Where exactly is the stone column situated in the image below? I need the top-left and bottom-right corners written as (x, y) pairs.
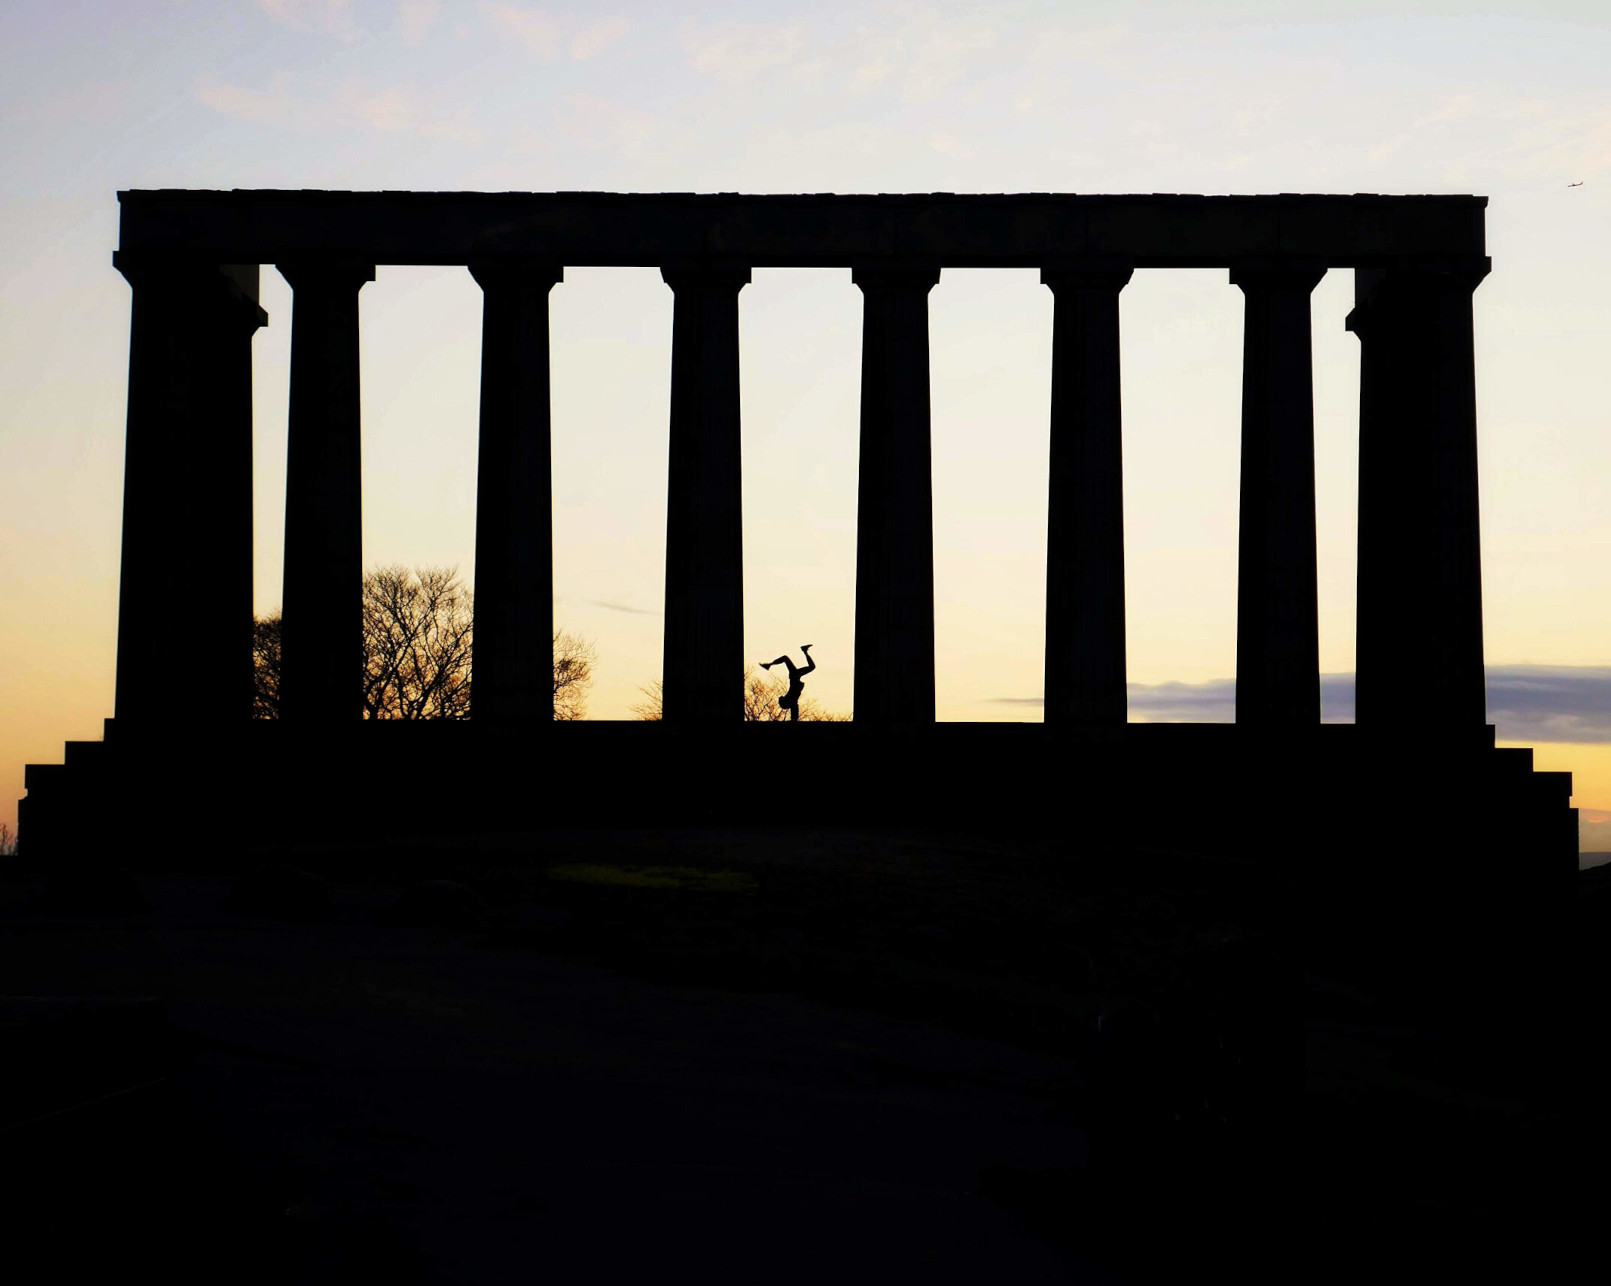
top-left (853, 264), bottom-right (940, 724)
top-left (1232, 260), bottom-right (1326, 726)
top-left (1042, 264), bottom-right (1133, 725)
top-left (1347, 257), bottom-right (1490, 731)
top-left (276, 260), bottom-right (374, 725)
top-left (660, 264), bottom-right (750, 723)
top-left (112, 254), bottom-right (266, 732)
top-left (469, 259), bottom-right (563, 726)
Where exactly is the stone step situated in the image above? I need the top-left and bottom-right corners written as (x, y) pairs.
top-left (18, 724), bottom-right (1580, 870)
top-left (63, 739), bottom-right (108, 767)
top-left (1530, 770), bottom-right (1573, 797)
top-left (1491, 746), bottom-right (1534, 773)
top-left (22, 760), bottom-right (64, 789)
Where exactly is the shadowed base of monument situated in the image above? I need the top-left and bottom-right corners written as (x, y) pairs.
top-left (2, 801), bottom-right (1591, 1282)
top-left (12, 721), bottom-right (1583, 1279)
top-left (21, 719), bottom-right (1573, 1017)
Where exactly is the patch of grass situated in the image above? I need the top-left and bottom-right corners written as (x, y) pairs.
top-left (543, 863), bottom-right (758, 894)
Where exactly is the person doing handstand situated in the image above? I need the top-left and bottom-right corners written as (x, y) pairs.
top-left (760, 645), bottom-right (815, 721)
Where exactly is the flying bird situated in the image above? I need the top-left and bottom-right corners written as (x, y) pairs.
top-left (1568, 180), bottom-right (1584, 187)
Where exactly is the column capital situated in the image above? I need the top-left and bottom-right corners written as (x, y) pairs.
top-left (275, 259), bottom-right (376, 293)
top-left (852, 262), bottom-right (940, 293)
top-left (1346, 256), bottom-right (1490, 334)
top-left (1229, 258), bottom-right (1327, 293)
top-left (468, 257), bottom-right (564, 292)
top-left (1040, 259), bottom-right (1134, 292)
top-left (112, 252), bottom-right (269, 330)
top-left (660, 261), bottom-right (751, 293)
top-left (113, 249), bottom-right (216, 287)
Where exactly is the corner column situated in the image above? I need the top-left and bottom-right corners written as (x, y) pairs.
top-left (1042, 264), bottom-right (1133, 725)
top-left (853, 264), bottom-right (940, 724)
top-left (470, 259), bottom-right (563, 725)
top-left (660, 264), bottom-right (750, 723)
top-left (276, 260), bottom-right (374, 725)
top-left (1347, 258), bottom-right (1490, 730)
top-left (112, 254), bottom-right (266, 732)
top-left (1232, 260), bottom-right (1326, 726)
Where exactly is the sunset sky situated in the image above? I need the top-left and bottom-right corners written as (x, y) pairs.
top-left (2, 0), bottom-right (1609, 850)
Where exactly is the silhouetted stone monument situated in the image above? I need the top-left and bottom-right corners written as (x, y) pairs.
top-left (77, 192), bottom-right (1501, 730)
top-left (18, 192), bottom-right (1576, 991)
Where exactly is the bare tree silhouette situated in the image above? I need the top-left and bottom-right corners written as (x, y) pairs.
top-left (252, 612), bottom-right (281, 719)
top-left (251, 565), bottom-right (595, 720)
top-left (361, 565), bottom-right (474, 719)
top-left (552, 628), bottom-right (596, 722)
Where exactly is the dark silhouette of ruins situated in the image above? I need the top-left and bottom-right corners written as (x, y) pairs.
top-left (19, 193), bottom-right (1573, 924)
top-left (10, 190), bottom-right (1593, 1281)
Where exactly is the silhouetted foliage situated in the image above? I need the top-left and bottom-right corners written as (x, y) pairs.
top-left (553, 629), bottom-right (596, 721)
top-left (250, 564), bottom-right (595, 720)
top-left (632, 665), bottom-right (848, 721)
top-left (629, 683), bottom-right (660, 720)
top-left (0, 821), bottom-right (16, 857)
top-left (362, 565), bottom-right (474, 719)
top-left (252, 613), bottom-right (281, 719)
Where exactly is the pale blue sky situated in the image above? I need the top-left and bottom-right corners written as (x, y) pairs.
top-left (3, 0), bottom-right (1610, 839)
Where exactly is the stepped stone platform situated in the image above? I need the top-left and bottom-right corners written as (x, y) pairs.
top-left (22, 717), bottom-right (1573, 867)
top-left (21, 719), bottom-right (1575, 1022)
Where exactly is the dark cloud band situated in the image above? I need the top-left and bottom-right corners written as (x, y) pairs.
top-left (987, 665), bottom-right (1611, 743)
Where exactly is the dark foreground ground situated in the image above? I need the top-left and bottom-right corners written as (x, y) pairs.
top-left (2, 827), bottom-right (1602, 1283)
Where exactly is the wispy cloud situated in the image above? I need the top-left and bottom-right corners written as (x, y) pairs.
top-left (260, 0), bottom-right (359, 42)
top-left (396, 0), bottom-right (441, 46)
top-left (987, 666), bottom-right (1611, 742)
top-left (1126, 677), bottom-right (1239, 722)
top-left (7, 77), bottom-right (133, 126)
top-left (585, 599), bottom-right (659, 616)
top-left (900, 15), bottom-right (994, 104)
top-left (927, 132), bottom-right (977, 159)
top-left (194, 76), bottom-right (481, 143)
top-left (1488, 666), bottom-right (1611, 743)
top-left (851, 56), bottom-right (897, 91)
top-left (362, 85), bottom-right (481, 141)
top-left (681, 20), bottom-right (808, 84)
top-left (556, 92), bottom-right (669, 160)
top-left (480, 3), bottom-right (562, 58)
top-left (353, 88), bottom-right (414, 132)
top-left (571, 16), bottom-right (630, 61)
top-left (985, 680), bottom-right (1246, 718)
top-left (194, 76), bottom-right (302, 125)
top-left (845, 6), bottom-right (995, 104)
top-left (1583, 809), bottom-right (1611, 856)
top-left (479, 6), bottom-right (629, 62)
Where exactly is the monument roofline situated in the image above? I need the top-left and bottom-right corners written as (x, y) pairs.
top-left (115, 189), bottom-right (1486, 268)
